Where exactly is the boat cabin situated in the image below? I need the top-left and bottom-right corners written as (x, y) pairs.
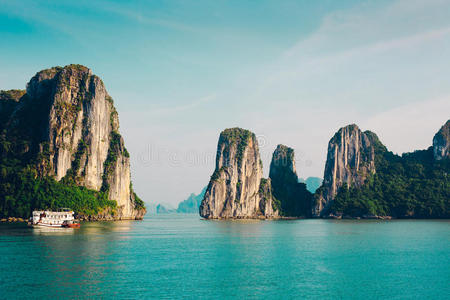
top-left (31, 209), bottom-right (75, 227)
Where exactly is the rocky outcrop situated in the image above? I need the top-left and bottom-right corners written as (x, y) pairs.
top-left (314, 124), bottom-right (383, 216)
top-left (269, 145), bottom-right (312, 217)
top-left (199, 128), bottom-right (279, 219)
top-left (433, 120), bottom-right (450, 160)
top-left (1, 65), bottom-right (145, 219)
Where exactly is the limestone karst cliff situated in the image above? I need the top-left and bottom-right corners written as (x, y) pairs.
top-left (200, 124), bottom-right (448, 220)
top-left (433, 120), bottom-right (450, 161)
top-left (322, 121), bottom-right (449, 218)
top-left (199, 128), bottom-right (279, 219)
top-left (269, 145), bottom-right (312, 217)
top-left (313, 124), bottom-right (384, 216)
top-left (0, 64), bottom-right (145, 219)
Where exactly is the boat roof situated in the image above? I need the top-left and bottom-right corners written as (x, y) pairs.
top-left (32, 210), bottom-right (74, 214)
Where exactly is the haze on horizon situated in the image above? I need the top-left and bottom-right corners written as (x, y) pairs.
top-left (1, 0), bottom-right (449, 206)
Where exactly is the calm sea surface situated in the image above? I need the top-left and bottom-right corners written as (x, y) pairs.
top-left (0, 215), bottom-right (449, 299)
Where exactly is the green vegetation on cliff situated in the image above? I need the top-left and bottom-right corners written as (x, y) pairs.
top-left (0, 98), bottom-right (118, 218)
top-left (0, 166), bottom-right (116, 218)
top-left (330, 148), bottom-right (449, 218)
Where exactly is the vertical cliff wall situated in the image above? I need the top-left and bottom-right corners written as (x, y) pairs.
top-left (269, 145), bottom-right (312, 217)
top-left (314, 124), bottom-right (383, 216)
top-left (2, 65), bottom-right (144, 219)
top-left (199, 128), bottom-right (279, 219)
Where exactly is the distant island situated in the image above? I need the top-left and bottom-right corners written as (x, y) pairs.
top-left (299, 177), bottom-right (322, 193)
top-left (156, 204), bottom-right (176, 214)
top-left (200, 122), bottom-right (449, 219)
top-left (176, 187), bottom-right (207, 213)
top-left (0, 65), bottom-right (145, 221)
top-left (151, 187), bottom-right (206, 214)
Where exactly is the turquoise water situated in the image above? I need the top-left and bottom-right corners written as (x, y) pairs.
top-left (0, 215), bottom-right (449, 299)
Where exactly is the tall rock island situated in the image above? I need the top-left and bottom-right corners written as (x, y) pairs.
top-left (314, 121), bottom-right (449, 218)
top-left (313, 124), bottom-right (384, 216)
top-left (0, 64), bottom-right (145, 219)
top-left (269, 145), bottom-right (312, 217)
top-left (433, 120), bottom-right (450, 160)
top-left (200, 128), bottom-right (279, 219)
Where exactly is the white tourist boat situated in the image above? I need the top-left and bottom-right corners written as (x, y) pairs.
top-left (30, 209), bottom-right (80, 228)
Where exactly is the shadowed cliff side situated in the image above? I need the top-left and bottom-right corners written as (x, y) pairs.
top-left (269, 145), bottom-right (312, 217)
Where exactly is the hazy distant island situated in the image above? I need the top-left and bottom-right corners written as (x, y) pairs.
top-left (150, 187), bottom-right (206, 214)
top-left (299, 177), bottom-right (322, 193)
top-left (200, 122), bottom-right (449, 219)
top-left (0, 65), bottom-right (145, 221)
top-left (176, 187), bottom-right (207, 213)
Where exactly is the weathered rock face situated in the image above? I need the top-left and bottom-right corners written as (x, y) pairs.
top-left (2, 65), bottom-right (145, 219)
top-left (269, 145), bottom-right (312, 217)
top-left (314, 124), bottom-right (382, 216)
top-left (433, 120), bottom-right (450, 160)
top-left (200, 128), bottom-right (279, 219)
top-left (258, 178), bottom-right (279, 217)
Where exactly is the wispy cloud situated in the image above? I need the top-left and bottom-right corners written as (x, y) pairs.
top-left (363, 96), bottom-right (450, 155)
top-left (231, 0), bottom-right (449, 113)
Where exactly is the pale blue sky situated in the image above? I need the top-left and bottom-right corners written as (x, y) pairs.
top-left (1, 0), bottom-right (449, 206)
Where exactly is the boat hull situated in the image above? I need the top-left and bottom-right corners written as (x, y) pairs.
top-left (63, 223), bottom-right (81, 228)
top-left (32, 223), bottom-right (65, 228)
